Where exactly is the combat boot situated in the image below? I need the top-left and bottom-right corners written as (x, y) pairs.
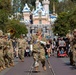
top-left (21, 59), bottom-right (24, 62)
top-left (0, 67), bottom-right (2, 72)
top-left (0, 67), bottom-right (3, 71)
top-left (3, 66), bottom-right (6, 69)
top-left (43, 66), bottom-right (46, 71)
top-left (11, 63), bottom-right (15, 67)
top-left (35, 66), bottom-right (38, 72)
top-left (7, 65), bottom-right (10, 68)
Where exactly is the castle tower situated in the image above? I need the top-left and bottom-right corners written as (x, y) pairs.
top-left (22, 3), bottom-right (30, 24)
top-left (35, 0), bottom-right (39, 9)
top-left (42, 0), bottom-right (50, 14)
top-left (53, 1), bottom-right (56, 15)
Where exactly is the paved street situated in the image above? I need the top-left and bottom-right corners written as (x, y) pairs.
top-left (0, 55), bottom-right (76, 75)
top-left (50, 56), bottom-right (76, 75)
top-left (0, 0), bottom-right (76, 75)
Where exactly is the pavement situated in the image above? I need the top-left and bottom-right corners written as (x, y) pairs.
top-left (50, 55), bottom-right (76, 75)
top-left (0, 55), bottom-right (76, 75)
top-left (0, 57), bottom-right (53, 75)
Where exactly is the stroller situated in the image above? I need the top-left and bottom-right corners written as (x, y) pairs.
top-left (57, 46), bottom-right (68, 57)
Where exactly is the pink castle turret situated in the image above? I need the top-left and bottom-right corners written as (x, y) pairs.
top-left (22, 3), bottom-right (30, 24)
top-left (42, 0), bottom-right (50, 15)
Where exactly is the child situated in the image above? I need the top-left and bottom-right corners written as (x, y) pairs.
top-left (60, 48), bottom-right (64, 54)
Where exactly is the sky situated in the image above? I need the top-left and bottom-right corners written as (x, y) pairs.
top-left (58, 0), bottom-right (63, 2)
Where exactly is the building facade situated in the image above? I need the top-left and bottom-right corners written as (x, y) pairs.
top-left (22, 0), bottom-right (57, 36)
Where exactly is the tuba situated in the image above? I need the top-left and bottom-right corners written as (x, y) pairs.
top-left (7, 28), bottom-right (16, 36)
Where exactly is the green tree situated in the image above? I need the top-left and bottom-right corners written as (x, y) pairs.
top-left (0, 0), bottom-right (11, 31)
top-left (0, 0), bottom-right (11, 13)
top-left (0, 10), bottom-right (8, 31)
top-left (53, 12), bottom-right (70, 36)
top-left (56, 0), bottom-right (76, 14)
top-left (5, 19), bottom-right (28, 38)
top-left (68, 7), bottom-right (76, 32)
top-left (53, 7), bottom-right (76, 36)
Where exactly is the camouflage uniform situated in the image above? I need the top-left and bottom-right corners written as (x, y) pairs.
top-left (18, 36), bottom-right (26, 62)
top-left (0, 37), bottom-right (6, 71)
top-left (3, 36), bottom-right (14, 67)
top-left (7, 39), bottom-right (14, 66)
top-left (70, 29), bottom-right (76, 65)
top-left (32, 31), bottom-right (46, 71)
top-left (0, 30), bottom-right (6, 71)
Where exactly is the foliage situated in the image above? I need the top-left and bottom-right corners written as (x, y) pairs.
top-left (53, 7), bottom-right (76, 36)
top-left (13, 0), bottom-right (34, 13)
top-left (5, 19), bottom-right (28, 38)
top-left (0, 0), bottom-right (11, 13)
top-left (68, 7), bottom-right (76, 31)
top-left (0, 0), bottom-right (11, 31)
top-left (0, 10), bottom-right (8, 24)
top-left (53, 12), bottom-right (70, 36)
top-left (56, 0), bottom-right (76, 14)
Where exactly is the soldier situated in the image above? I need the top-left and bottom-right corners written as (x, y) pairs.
top-left (18, 35), bottom-right (26, 62)
top-left (0, 32), bottom-right (6, 71)
top-left (32, 30), bottom-right (46, 71)
top-left (3, 35), bottom-right (14, 67)
top-left (70, 29), bottom-right (76, 65)
top-left (12, 38), bottom-right (18, 58)
top-left (7, 38), bottom-right (14, 67)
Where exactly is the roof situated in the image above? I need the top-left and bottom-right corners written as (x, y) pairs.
top-left (33, 2), bottom-right (46, 16)
top-left (50, 15), bottom-right (57, 19)
top-left (22, 3), bottom-right (30, 12)
top-left (50, 14), bottom-right (57, 22)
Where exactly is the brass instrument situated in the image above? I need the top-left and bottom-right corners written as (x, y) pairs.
top-left (7, 28), bottom-right (16, 36)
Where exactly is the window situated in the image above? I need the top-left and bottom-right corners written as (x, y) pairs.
top-left (39, 20), bottom-right (42, 24)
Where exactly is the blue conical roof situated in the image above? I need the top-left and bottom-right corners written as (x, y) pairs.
top-left (22, 3), bottom-right (30, 12)
top-left (33, 2), bottom-right (46, 16)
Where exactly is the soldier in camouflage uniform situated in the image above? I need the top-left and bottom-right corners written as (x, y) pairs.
top-left (18, 35), bottom-right (26, 62)
top-left (7, 38), bottom-right (14, 66)
top-left (3, 35), bottom-right (14, 67)
top-left (32, 30), bottom-right (46, 71)
top-left (0, 31), bottom-right (6, 71)
top-left (70, 29), bottom-right (76, 65)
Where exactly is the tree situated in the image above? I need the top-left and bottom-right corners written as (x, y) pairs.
top-left (56, 0), bottom-right (76, 14)
top-left (68, 7), bottom-right (76, 32)
top-left (53, 12), bottom-right (70, 36)
top-left (53, 7), bottom-right (76, 36)
top-left (0, 0), bottom-right (11, 32)
top-left (5, 19), bottom-right (28, 38)
top-left (0, 0), bottom-right (11, 13)
top-left (0, 10), bottom-right (8, 31)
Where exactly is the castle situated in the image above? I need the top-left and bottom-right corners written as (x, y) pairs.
top-left (22, 0), bottom-right (57, 36)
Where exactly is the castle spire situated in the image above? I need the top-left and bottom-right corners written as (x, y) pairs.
top-left (35, 0), bottom-right (39, 9)
top-left (42, 0), bottom-right (50, 14)
top-left (53, 1), bottom-right (55, 15)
